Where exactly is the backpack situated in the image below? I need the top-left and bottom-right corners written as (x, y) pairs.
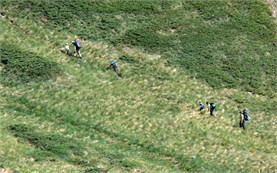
top-left (210, 103), bottom-right (216, 108)
top-left (111, 60), bottom-right (117, 67)
top-left (76, 40), bottom-right (82, 48)
top-left (244, 114), bottom-right (249, 121)
top-left (243, 110), bottom-right (249, 121)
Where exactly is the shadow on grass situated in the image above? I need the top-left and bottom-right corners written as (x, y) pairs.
top-left (7, 124), bottom-right (93, 167)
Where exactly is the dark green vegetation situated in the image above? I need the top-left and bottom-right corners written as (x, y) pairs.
top-left (0, 0), bottom-right (276, 172)
top-left (0, 42), bottom-right (61, 85)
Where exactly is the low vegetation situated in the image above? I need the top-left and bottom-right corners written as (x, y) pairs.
top-left (2, 0), bottom-right (275, 96)
top-left (0, 42), bottom-right (61, 86)
top-left (0, 0), bottom-right (276, 172)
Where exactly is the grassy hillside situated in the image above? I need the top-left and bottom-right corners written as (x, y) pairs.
top-left (2, 0), bottom-right (276, 96)
top-left (0, 0), bottom-right (276, 173)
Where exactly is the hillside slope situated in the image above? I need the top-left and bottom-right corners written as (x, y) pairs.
top-left (0, 1), bottom-right (276, 173)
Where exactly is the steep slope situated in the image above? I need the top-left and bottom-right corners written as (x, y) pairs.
top-left (0, 1), bottom-right (276, 173)
top-left (2, 0), bottom-right (276, 97)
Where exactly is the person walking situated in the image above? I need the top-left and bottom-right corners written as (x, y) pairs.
top-left (72, 37), bottom-right (82, 58)
top-left (239, 111), bottom-right (245, 130)
top-left (65, 43), bottom-right (70, 55)
top-left (199, 101), bottom-right (205, 111)
top-left (109, 59), bottom-right (122, 77)
top-left (206, 102), bottom-right (216, 116)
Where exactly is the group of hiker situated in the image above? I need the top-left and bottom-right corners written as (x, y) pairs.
top-left (64, 36), bottom-right (82, 58)
top-left (199, 101), bottom-right (216, 116)
top-left (199, 101), bottom-right (251, 130)
top-left (63, 36), bottom-right (122, 78)
top-left (63, 36), bottom-right (251, 130)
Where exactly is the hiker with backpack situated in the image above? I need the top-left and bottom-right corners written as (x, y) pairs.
top-left (239, 111), bottom-right (245, 130)
top-left (206, 102), bottom-right (216, 116)
top-left (109, 59), bottom-right (122, 77)
top-left (243, 108), bottom-right (250, 121)
top-left (72, 37), bottom-right (82, 58)
top-left (239, 108), bottom-right (250, 130)
top-left (242, 108), bottom-right (250, 119)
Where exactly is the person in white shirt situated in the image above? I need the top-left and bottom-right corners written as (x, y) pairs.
top-left (239, 111), bottom-right (245, 130)
top-left (65, 43), bottom-right (70, 55)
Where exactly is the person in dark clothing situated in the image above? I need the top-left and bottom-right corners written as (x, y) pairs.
top-left (109, 60), bottom-right (122, 77)
top-left (72, 39), bottom-right (82, 58)
top-left (206, 102), bottom-right (216, 116)
top-left (239, 111), bottom-right (245, 130)
top-left (242, 108), bottom-right (249, 120)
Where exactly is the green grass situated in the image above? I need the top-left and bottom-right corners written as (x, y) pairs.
top-left (0, 0), bottom-right (277, 172)
top-left (0, 42), bottom-right (61, 86)
top-left (2, 0), bottom-right (275, 96)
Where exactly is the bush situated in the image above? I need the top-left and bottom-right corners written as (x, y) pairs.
top-left (123, 28), bottom-right (173, 52)
top-left (0, 42), bottom-right (61, 85)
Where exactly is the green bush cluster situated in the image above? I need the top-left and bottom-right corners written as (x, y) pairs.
top-left (0, 42), bottom-right (61, 85)
top-left (123, 28), bottom-right (173, 52)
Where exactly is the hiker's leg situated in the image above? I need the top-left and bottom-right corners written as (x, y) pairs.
top-left (242, 121), bottom-right (245, 130)
top-left (76, 47), bottom-right (79, 57)
top-left (114, 67), bottom-right (119, 75)
top-left (212, 107), bottom-right (215, 115)
top-left (74, 47), bottom-right (77, 57)
top-left (77, 47), bottom-right (82, 57)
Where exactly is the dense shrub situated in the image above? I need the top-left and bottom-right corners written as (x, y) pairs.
top-left (0, 42), bottom-right (61, 85)
top-left (123, 28), bottom-right (173, 52)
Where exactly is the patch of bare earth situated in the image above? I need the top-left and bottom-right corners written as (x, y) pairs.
top-left (0, 168), bottom-right (13, 173)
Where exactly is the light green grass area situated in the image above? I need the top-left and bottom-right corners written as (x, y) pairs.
top-left (0, 1), bottom-right (276, 172)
